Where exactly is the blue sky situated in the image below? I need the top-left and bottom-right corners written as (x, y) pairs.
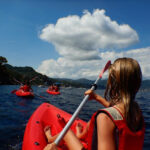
top-left (0, 0), bottom-right (150, 79)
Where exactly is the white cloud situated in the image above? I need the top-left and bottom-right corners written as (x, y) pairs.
top-left (125, 47), bottom-right (150, 79)
top-left (39, 9), bottom-right (139, 61)
top-left (37, 9), bottom-right (150, 80)
top-left (37, 47), bottom-right (150, 80)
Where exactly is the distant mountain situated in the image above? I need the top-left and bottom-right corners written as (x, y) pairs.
top-left (52, 78), bottom-right (93, 88)
top-left (0, 62), bottom-right (149, 90)
top-left (73, 78), bottom-right (107, 89)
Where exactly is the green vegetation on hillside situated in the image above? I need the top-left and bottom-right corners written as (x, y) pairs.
top-left (0, 56), bottom-right (55, 85)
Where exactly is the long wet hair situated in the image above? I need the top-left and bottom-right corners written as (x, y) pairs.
top-left (105, 57), bottom-right (143, 131)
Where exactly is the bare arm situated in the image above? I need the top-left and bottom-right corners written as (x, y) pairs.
top-left (97, 113), bottom-right (116, 150)
top-left (85, 90), bottom-right (110, 107)
top-left (95, 94), bottom-right (110, 107)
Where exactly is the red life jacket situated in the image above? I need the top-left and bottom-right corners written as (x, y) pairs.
top-left (22, 85), bottom-right (30, 92)
top-left (87, 107), bottom-right (145, 150)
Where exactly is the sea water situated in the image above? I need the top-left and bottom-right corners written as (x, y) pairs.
top-left (0, 85), bottom-right (149, 150)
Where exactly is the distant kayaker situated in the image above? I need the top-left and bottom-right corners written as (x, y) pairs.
top-left (44, 58), bottom-right (145, 150)
top-left (49, 84), bottom-right (59, 92)
top-left (53, 85), bottom-right (59, 92)
top-left (20, 81), bottom-right (33, 92)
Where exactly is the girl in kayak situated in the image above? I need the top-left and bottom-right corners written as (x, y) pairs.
top-left (44, 58), bottom-right (145, 150)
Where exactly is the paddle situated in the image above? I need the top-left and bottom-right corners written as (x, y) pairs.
top-left (34, 93), bottom-right (51, 101)
top-left (11, 77), bottom-right (36, 94)
top-left (11, 78), bottom-right (23, 93)
top-left (54, 60), bottom-right (111, 145)
top-left (29, 76), bottom-right (38, 83)
top-left (11, 89), bottom-right (17, 94)
top-left (13, 78), bottom-right (23, 85)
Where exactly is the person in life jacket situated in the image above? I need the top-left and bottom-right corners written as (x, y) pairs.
top-left (49, 84), bottom-right (59, 92)
top-left (44, 57), bottom-right (145, 150)
top-left (20, 81), bottom-right (33, 92)
top-left (49, 85), bottom-right (54, 91)
top-left (53, 85), bottom-right (59, 92)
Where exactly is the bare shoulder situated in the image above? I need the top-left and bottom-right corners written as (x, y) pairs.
top-left (97, 113), bottom-right (115, 131)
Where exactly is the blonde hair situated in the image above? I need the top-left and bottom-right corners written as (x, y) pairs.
top-left (105, 57), bottom-right (143, 131)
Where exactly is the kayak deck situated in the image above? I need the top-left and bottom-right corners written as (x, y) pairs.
top-left (22, 103), bottom-right (87, 150)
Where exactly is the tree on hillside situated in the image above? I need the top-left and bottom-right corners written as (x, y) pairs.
top-left (0, 56), bottom-right (8, 65)
top-left (0, 56), bottom-right (11, 84)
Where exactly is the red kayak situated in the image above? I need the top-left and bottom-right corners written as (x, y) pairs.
top-left (15, 89), bottom-right (34, 97)
top-left (22, 103), bottom-right (88, 150)
top-left (46, 89), bottom-right (60, 95)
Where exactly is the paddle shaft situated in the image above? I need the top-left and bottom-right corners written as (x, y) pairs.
top-left (13, 78), bottom-right (23, 85)
top-left (34, 93), bottom-right (50, 101)
top-left (54, 75), bottom-right (100, 145)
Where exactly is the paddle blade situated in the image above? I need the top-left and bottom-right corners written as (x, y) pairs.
top-left (11, 89), bottom-right (17, 94)
top-left (99, 60), bottom-right (111, 78)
